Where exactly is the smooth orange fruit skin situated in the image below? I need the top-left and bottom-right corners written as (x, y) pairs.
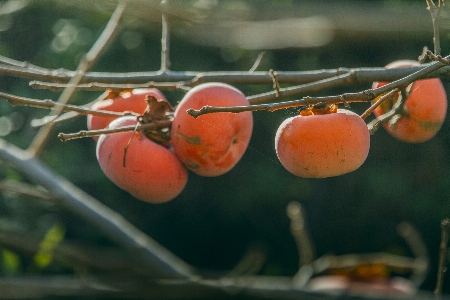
top-left (88, 88), bottom-right (167, 134)
top-left (275, 109), bottom-right (370, 178)
top-left (96, 116), bottom-right (188, 204)
top-left (171, 83), bottom-right (253, 177)
top-left (373, 60), bottom-right (447, 143)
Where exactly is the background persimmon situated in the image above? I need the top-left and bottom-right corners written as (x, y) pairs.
top-left (96, 116), bottom-right (188, 203)
top-left (88, 88), bottom-right (167, 135)
top-left (372, 60), bottom-right (447, 143)
top-left (171, 82), bottom-right (253, 177)
top-left (275, 109), bottom-right (370, 178)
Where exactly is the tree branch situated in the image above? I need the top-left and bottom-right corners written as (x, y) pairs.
top-left (0, 91), bottom-right (139, 119)
top-left (0, 138), bottom-right (197, 280)
top-left (27, 0), bottom-right (128, 157)
top-left (187, 52), bottom-right (450, 118)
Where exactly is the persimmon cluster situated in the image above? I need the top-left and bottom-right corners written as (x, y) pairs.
top-left (89, 59), bottom-right (448, 202)
top-left (90, 83), bottom-right (253, 204)
top-left (276, 59), bottom-right (447, 178)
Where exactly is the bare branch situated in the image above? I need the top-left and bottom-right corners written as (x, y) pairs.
top-left (426, 0), bottom-right (444, 55)
top-left (187, 53), bottom-right (450, 118)
top-left (0, 180), bottom-right (55, 202)
top-left (58, 120), bottom-right (171, 142)
top-left (396, 222), bottom-right (429, 286)
top-left (434, 218), bottom-right (450, 296)
top-left (160, 0), bottom-right (171, 72)
top-left (286, 202), bottom-right (315, 267)
top-left (0, 138), bottom-right (197, 280)
top-left (29, 80), bottom-right (190, 92)
top-left (360, 89), bottom-right (399, 120)
top-left (0, 91), bottom-right (139, 119)
top-left (4, 54), bottom-right (450, 85)
top-left (249, 52), bottom-right (266, 73)
top-left (27, 1), bottom-right (128, 157)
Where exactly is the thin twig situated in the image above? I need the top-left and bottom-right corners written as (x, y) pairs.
top-left (286, 201), bottom-right (315, 267)
top-left (29, 80), bottom-right (190, 92)
top-left (249, 52), bottom-right (266, 73)
top-left (434, 218), bottom-right (450, 296)
top-left (27, 1), bottom-right (128, 157)
top-left (58, 120), bottom-right (171, 142)
top-left (360, 88), bottom-right (399, 120)
top-left (426, 0), bottom-right (444, 56)
top-left (0, 180), bottom-right (55, 202)
top-left (0, 91), bottom-right (138, 119)
top-left (269, 69), bottom-right (280, 97)
top-left (396, 222), bottom-right (429, 286)
top-left (160, 0), bottom-right (171, 72)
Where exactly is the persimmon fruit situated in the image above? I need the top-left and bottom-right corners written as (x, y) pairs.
top-left (88, 88), bottom-right (167, 136)
top-left (372, 60), bottom-right (447, 143)
top-left (275, 108), bottom-right (370, 178)
top-left (96, 116), bottom-right (188, 204)
top-left (171, 82), bottom-right (253, 177)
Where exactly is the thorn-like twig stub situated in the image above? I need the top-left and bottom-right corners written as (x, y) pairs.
top-left (186, 107), bottom-right (201, 118)
top-left (418, 46), bottom-right (429, 63)
top-left (363, 89), bottom-right (375, 100)
top-left (340, 95), bottom-right (350, 108)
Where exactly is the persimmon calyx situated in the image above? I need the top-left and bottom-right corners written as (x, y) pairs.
top-left (137, 96), bottom-right (174, 147)
top-left (300, 104), bottom-right (338, 116)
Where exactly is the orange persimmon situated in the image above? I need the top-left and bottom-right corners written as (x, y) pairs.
top-left (372, 60), bottom-right (447, 143)
top-left (88, 88), bottom-right (167, 138)
top-left (275, 109), bottom-right (370, 178)
top-left (171, 83), bottom-right (253, 177)
top-left (96, 116), bottom-right (188, 203)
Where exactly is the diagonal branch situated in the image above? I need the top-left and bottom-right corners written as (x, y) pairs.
top-left (0, 138), bottom-right (197, 280)
top-left (27, 1), bottom-right (128, 157)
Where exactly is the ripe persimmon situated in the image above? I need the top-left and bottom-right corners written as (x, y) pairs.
top-left (96, 116), bottom-right (188, 204)
top-left (275, 108), bottom-right (370, 178)
top-left (171, 83), bottom-right (253, 177)
top-left (372, 60), bottom-right (447, 143)
top-left (88, 88), bottom-right (167, 138)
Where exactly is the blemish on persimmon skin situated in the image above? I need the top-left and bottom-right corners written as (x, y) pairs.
top-left (175, 133), bottom-right (202, 145)
top-left (171, 82), bottom-right (253, 177)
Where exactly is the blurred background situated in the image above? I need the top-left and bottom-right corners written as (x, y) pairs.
top-left (0, 0), bottom-right (449, 295)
